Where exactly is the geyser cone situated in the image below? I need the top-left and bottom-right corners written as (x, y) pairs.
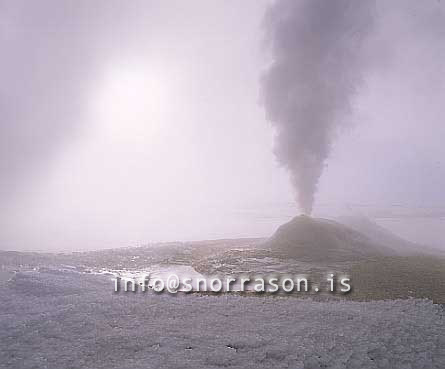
top-left (266, 215), bottom-right (395, 262)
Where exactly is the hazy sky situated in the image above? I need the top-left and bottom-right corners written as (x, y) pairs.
top-left (1, 0), bottom-right (444, 250)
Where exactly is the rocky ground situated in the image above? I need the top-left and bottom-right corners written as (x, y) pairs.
top-left (1, 225), bottom-right (444, 368)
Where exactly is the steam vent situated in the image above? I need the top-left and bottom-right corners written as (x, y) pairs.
top-left (265, 215), bottom-right (394, 262)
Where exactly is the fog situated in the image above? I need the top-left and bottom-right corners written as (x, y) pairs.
top-left (1, 0), bottom-right (444, 251)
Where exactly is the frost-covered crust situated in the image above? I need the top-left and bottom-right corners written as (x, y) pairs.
top-left (1, 270), bottom-right (444, 369)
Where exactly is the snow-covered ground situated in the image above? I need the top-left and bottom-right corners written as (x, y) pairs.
top-left (0, 269), bottom-right (444, 369)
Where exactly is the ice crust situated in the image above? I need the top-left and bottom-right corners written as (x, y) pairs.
top-left (0, 270), bottom-right (444, 369)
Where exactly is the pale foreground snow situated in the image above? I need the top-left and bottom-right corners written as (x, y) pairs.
top-left (0, 270), bottom-right (444, 369)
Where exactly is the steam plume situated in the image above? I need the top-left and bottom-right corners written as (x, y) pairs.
top-left (261, 0), bottom-right (375, 214)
